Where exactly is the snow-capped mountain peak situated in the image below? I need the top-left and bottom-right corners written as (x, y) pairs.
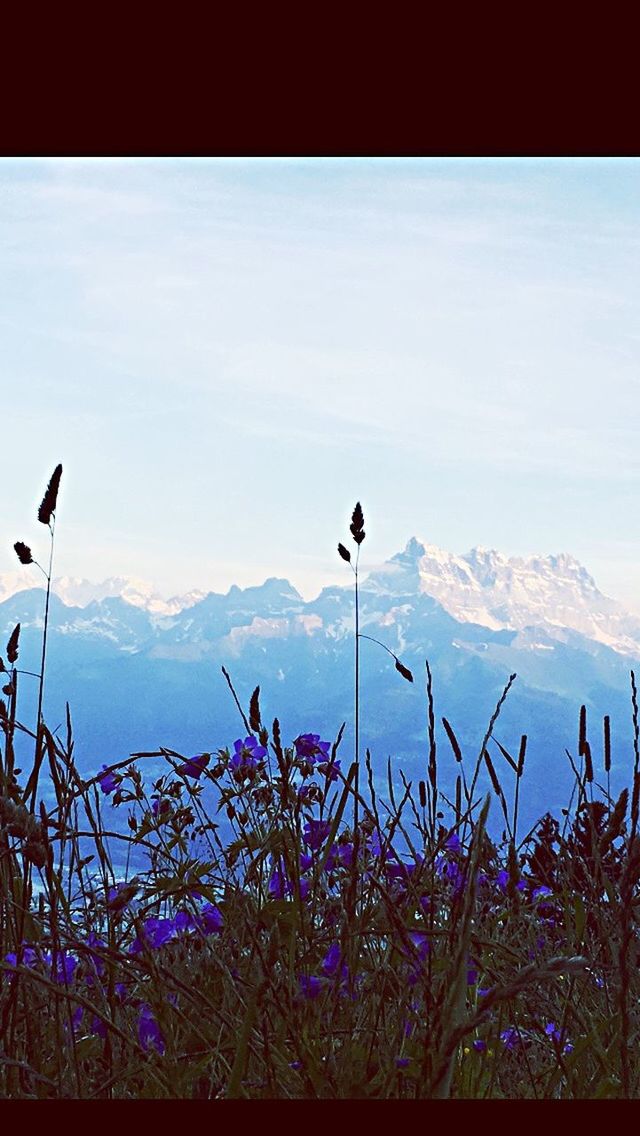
top-left (364, 539), bottom-right (640, 655)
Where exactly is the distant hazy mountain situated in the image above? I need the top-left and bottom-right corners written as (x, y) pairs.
top-left (0, 571), bottom-right (206, 615)
top-left (2, 543), bottom-right (639, 836)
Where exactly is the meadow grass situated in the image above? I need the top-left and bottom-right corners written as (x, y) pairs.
top-left (0, 479), bottom-right (638, 1098)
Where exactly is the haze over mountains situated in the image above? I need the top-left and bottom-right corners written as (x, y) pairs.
top-left (2, 539), bottom-right (639, 834)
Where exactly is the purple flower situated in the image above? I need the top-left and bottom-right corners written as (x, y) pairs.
top-left (4, 945), bottom-right (39, 971)
top-left (106, 880), bottom-right (138, 912)
top-left (321, 942), bottom-right (343, 977)
top-left (177, 753), bottom-right (210, 779)
top-left (532, 885), bottom-right (553, 901)
top-left (98, 764), bottom-right (120, 795)
top-left (545, 1022), bottom-right (561, 1043)
top-left (303, 819), bottom-right (332, 850)
top-left (91, 1014), bottom-right (108, 1040)
top-left (139, 917), bottom-right (176, 950)
top-left (299, 974), bottom-right (323, 1000)
top-left (294, 734), bottom-right (331, 761)
top-left (445, 832), bottom-right (461, 853)
top-left (395, 1057), bottom-right (410, 1069)
top-left (268, 864), bottom-right (289, 899)
top-left (407, 932), bottom-right (430, 962)
top-left (473, 1039), bottom-right (487, 1052)
top-left (197, 904), bottom-right (223, 934)
top-left (269, 863), bottom-right (310, 900)
top-left (230, 737), bottom-right (267, 779)
top-left (467, 968), bottom-right (478, 986)
top-left (496, 869), bottom-right (509, 892)
top-left (299, 852), bottom-right (314, 871)
top-left (52, 952), bottom-right (78, 984)
top-left (138, 1003), bottom-right (165, 1055)
top-left (437, 857), bottom-right (465, 892)
top-left (173, 910), bottom-right (194, 933)
top-left (386, 854), bottom-right (425, 881)
top-left (501, 1026), bottom-right (523, 1051)
top-left (317, 758), bottom-right (341, 782)
top-left (326, 842), bottom-right (355, 871)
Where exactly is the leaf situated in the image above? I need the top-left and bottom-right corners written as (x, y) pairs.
top-left (6, 624), bottom-right (20, 664)
top-left (394, 658), bottom-right (414, 683)
top-left (14, 541), bottom-right (33, 565)
top-left (38, 463), bottom-right (63, 525)
top-left (249, 686), bottom-right (261, 733)
top-left (337, 542), bottom-right (351, 563)
top-left (574, 892), bottom-right (586, 943)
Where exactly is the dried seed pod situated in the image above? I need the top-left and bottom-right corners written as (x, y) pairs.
top-left (6, 625), bottom-right (20, 665)
top-left (38, 464), bottom-right (63, 525)
top-left (14, 541), bottom-right (33, 565)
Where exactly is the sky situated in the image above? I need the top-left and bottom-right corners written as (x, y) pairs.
top-left (1, 157), bottom-right (640, 611)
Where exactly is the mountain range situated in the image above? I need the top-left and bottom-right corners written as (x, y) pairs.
top-left (2, 539), bottom-right (639, 837)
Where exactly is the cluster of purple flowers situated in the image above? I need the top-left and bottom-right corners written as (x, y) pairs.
top-left (298, 941), bottom-right (353, 1001)
top-left (129, 904), bottom-right (223, 954)
top-left (4, 944), bottom-right (79, 984)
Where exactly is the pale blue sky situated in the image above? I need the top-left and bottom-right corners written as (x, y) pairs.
top-left (2, 157), bottom-right (639, 610)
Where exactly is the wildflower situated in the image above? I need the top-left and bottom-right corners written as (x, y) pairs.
top-left (386, 856), bottom-right (424, 882)
top-left (532, 885), bottom-right (553, 901)
top-left (437, 857), bottom-right (465, 892)
top-left (299, 974), bottom-right (323, 1000)
top-left (106, 880), bottom-right (139, 913)
top-left (496, 869), bottom-right (509, 892)
top-left (4, 945), bottom-right (39, 971)
top-left (299, 852), bottom-right (314, 871)
top-left (294, 734), bottom-right (331, 761)
top-left (268, 864), bottom-right (290, 899)
top-left (545, 1021), bottom-right (561, 1043)
top-left (196, 904), bottom-right (223, 934)
top-left (269, 862), bottom-right (310, 900)
top-left (303, 819), bottom-right (332, 850)
top-left (317, 758), bottom-right (341, 782)
top-left (230, 736), bottom-right (267, 775)
top-left (52, 952), bottom-right (78, 984)
top-left (143, 917), bottom-right (177, 950)
top-left (152, 798), bottom-right (171, 820)
top-left (501, 1026), bottom-right (523, 1051)
top-left (326, 842), bottom-right (354, 871)
top-left (98, 764), bottom-right (120, 795)
top-left (445, 832), bottom-right (461, 853)
top-left (407, 932), bottom-right (430, 962)
top-left (467, 968), bottom-right (478, 986)
top-left (321, 942), bottom-right (343, 977)
top-left (473, 1040), bottom-right (487, 1052)
top-left (177, 753), bottom-right (210, 779)
top-left (138, 1003), bottom-right (165, 1055)
top-left (395, 1057), bottom-right (410, 1069)
top-left (91, 1014), bottom-right (108, 1040)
